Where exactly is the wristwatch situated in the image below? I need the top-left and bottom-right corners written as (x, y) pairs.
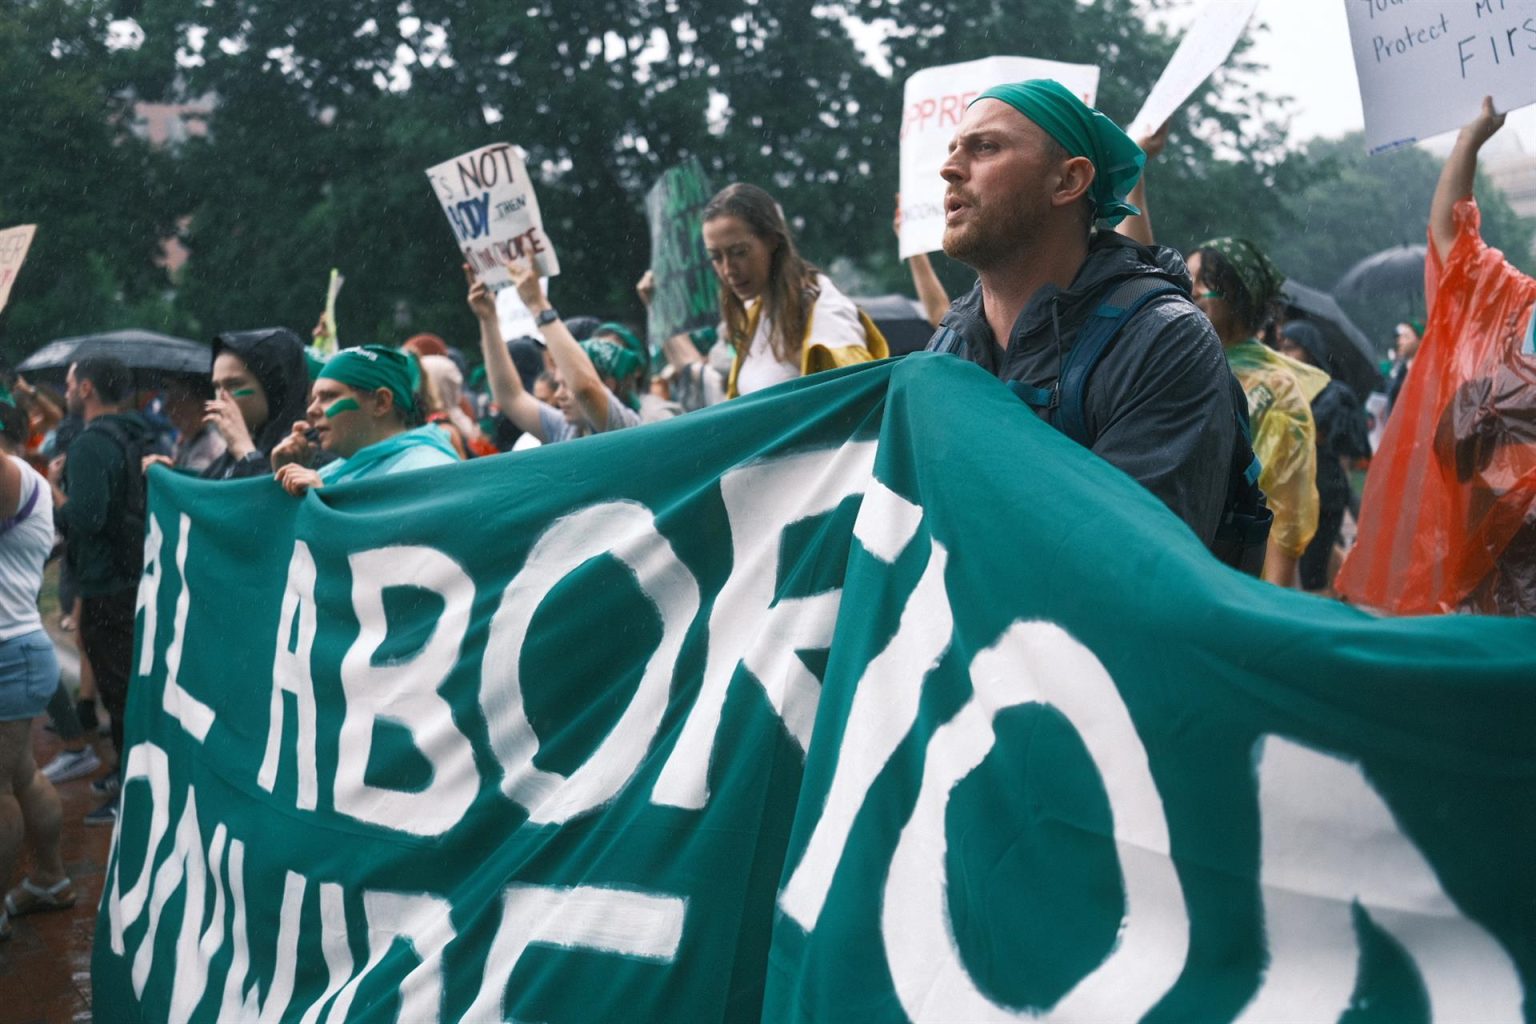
top-left (534, 307), bottom-right (560, 327)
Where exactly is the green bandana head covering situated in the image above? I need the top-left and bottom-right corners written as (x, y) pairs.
top-left (972, 79), bottom-right (1145, 227)
top-left (0, 385), bottom-right (14, 409)
top-left (318, 345), bottom-right (419, 416)
top-left (595, 322), bottom-right (646, 363)
top-left (1193, 236), bottom-right (1286, 314)
top-left (579, 338), bottom-right (644, 410)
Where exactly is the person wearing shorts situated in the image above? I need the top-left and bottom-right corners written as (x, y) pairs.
top-left (0, 395), bottom-right (73, 940)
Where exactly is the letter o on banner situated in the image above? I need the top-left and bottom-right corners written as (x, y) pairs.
top-left (484, 500), bottom-right (700, 824)
top-left (881, 621), bottom-right (1189, 1022)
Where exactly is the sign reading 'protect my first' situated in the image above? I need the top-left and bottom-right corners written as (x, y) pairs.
top-left (1346, 0), bottom-right (1536, 154)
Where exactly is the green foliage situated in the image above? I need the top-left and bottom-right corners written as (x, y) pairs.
top-left (25, 0), bottom-right (1522, 373)
top-left (1266, 133), bottom-right (1536, 346)
top-left (0, 0), bottom-right (183, 365)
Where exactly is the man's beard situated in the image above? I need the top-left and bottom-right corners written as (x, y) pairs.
top-left (942, 189), bottom-right (1042, 270)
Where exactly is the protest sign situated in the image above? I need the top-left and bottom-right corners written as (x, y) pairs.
top-left (1128, 0), bottom-right (1261, 139)
top-left (645, 158), bottom-right (717, 352)
top-left (426, 142), bottom-right (559, 286)
top-left (98, 356), bottom-right (1534, 1022)
top-left (1346, 0), bottom-right (1536, 154)
top-left (0, 224), bottom-right (38, 315)
top-left (899, 57), bottom-right (1099, 259)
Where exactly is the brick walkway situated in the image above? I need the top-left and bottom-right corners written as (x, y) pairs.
top-left (0, 628), bottom-right (115, 1024)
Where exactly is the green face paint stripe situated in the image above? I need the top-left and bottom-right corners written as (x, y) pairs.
top-left (325, 397), bottom-right (361, 417)
top-left (231, 388), bottom-right (258, 397)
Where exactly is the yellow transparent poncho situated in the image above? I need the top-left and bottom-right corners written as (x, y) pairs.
top-left (1225, 339), bottom-right (1330, 559)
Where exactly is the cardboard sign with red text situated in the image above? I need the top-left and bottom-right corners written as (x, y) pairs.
top-left (0, 224), bottom-right (37, 315)
top-left (898, 57), bottom-right (1098, 259)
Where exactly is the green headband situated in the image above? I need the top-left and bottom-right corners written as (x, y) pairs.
top-left (594, 322), bottom-right (649, 376)
top-left (1194, 236), bottom-right (1286, 313)
top-left (580, 339), bottom-right (644, 410)
top-left (318, 345), bottom-right (419, 415)
top-left (973, 79), bottom-right (1144, 227)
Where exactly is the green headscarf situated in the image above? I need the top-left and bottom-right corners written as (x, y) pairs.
top-left (1193, 236), bottom-right (1286, 314)
top-left (579, 338), bottom-right (644, 410)
top-left (318, 345), bottom-right (420, 415)
top-left (972, 79), bottom-right (1145, 227)
top-left (595, 322), bottom-right (647, 370)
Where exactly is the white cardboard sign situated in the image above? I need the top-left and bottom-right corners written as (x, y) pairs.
top-left (1345, 0), bottom-right (1536, 154)
top-left (898, 57), bottom-right (1099, 259)
top-left (427, 143), bottom-right (560, 287)
top-left (1128, 0), bottom-right (1261, 139)
top-left (0, 224), bottom-right (37, 315)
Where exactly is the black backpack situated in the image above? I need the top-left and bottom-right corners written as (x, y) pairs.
top-left (931, 277), bottom-right (1273, 576)
top-left (83, 416), bottom-right (154, 581)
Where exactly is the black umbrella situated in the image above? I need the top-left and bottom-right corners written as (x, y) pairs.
top-left (1279, 281), bottom-right (1384, 397)
top-left (1334, 244), bottom-right (1427, 308)
top-left (852, 294), bottom-right (934, 356)
top-left (16, 329), bottom-right (211, 388)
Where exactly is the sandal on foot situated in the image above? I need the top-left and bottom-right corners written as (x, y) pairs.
top-left (4, 877), bottom-right (76, 917)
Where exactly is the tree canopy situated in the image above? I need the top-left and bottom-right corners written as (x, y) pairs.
top-left (1, 0), bottom-right (1530, 366)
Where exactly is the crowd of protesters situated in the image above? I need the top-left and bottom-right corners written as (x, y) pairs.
top-left (0, 81), bottom-right (1531, 948)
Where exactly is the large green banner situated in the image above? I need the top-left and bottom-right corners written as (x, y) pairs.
top-left (96, 355), bottom-right (1535, 1023)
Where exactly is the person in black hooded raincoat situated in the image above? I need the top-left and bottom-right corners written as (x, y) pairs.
top-left (200, 328), bottom-right (312, 480)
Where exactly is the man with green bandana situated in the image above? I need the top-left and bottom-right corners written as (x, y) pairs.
top-left (270, 345), bottom-right (458, 496)
top-left (925, 78), bottom-right (1241, 553)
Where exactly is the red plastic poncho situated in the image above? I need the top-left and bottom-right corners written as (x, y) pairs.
top-left (1336, 199), bottom-right (1536, 615)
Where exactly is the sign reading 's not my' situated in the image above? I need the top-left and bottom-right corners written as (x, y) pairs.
top-left (427, 142), bottom-right (560, 287)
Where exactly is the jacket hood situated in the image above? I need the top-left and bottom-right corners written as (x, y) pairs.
top-left (211, 327), bottom-right (311, 456)
top-left (1018, 232), bottom-right (1192, 340)
top-left (944, 231), bottom-right (1194, 352)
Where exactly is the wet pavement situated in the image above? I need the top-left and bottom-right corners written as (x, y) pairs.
top-left (0, 650), bottom-right (114, 1022)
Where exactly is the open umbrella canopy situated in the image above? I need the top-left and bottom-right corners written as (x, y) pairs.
top-left (1280, 281), bottom-right (1384, 398)
top-left (852, 294), bottom-right (934, 356)
top-left (16, 329), bottom-right (211, 388)
top-left (1334, 244), bottom-right (1427, 307)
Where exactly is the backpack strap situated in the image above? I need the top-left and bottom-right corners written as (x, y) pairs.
top-left (0, 472), bottom-right (41, 538)
top-left (925, 324), bottom-right (967, 356)
top-left (1052, 278), bottom-right (1185, 446)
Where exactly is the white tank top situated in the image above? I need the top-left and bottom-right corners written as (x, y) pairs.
top-left (0, 455), bottom-right (55, 641)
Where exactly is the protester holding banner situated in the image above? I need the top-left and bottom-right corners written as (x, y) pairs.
top-left (701, 183), bottom-right (888, 397)
top-left (270, 345), bottom-right (459, 495)
top-left (1338, 98), bottom-right (1536, 616)
top-left (925, 80), bottom-right (1246, 560)
top-left (0, 394), bottom-right (73, 940)
top-left (467, 262), bottom-right (649, 443)
top-left (1187, 238), bottom-right (1326, 586)
top-left (199, 328), bottom-right (312, 480)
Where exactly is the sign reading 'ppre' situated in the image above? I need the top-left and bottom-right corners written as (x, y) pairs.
top-left (0, 224), bottom-right (38, 315)
top-left (645, 159), bottom-right (717, 351)
top-left (1346, 0), bottom-right (1536, 154)
top-left (898, 57), bottom-right (1099, 259)
top-left (427, 142), bottom-right (560, 287)
top-left (95, 356), bottom-right (1535, 1023)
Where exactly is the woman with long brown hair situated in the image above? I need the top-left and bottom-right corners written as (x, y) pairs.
top-left (701, 183), bottom-right (887, 397)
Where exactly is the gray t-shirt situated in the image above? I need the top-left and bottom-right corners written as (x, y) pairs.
top-left (535, 391), bottom-right (642, 444)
